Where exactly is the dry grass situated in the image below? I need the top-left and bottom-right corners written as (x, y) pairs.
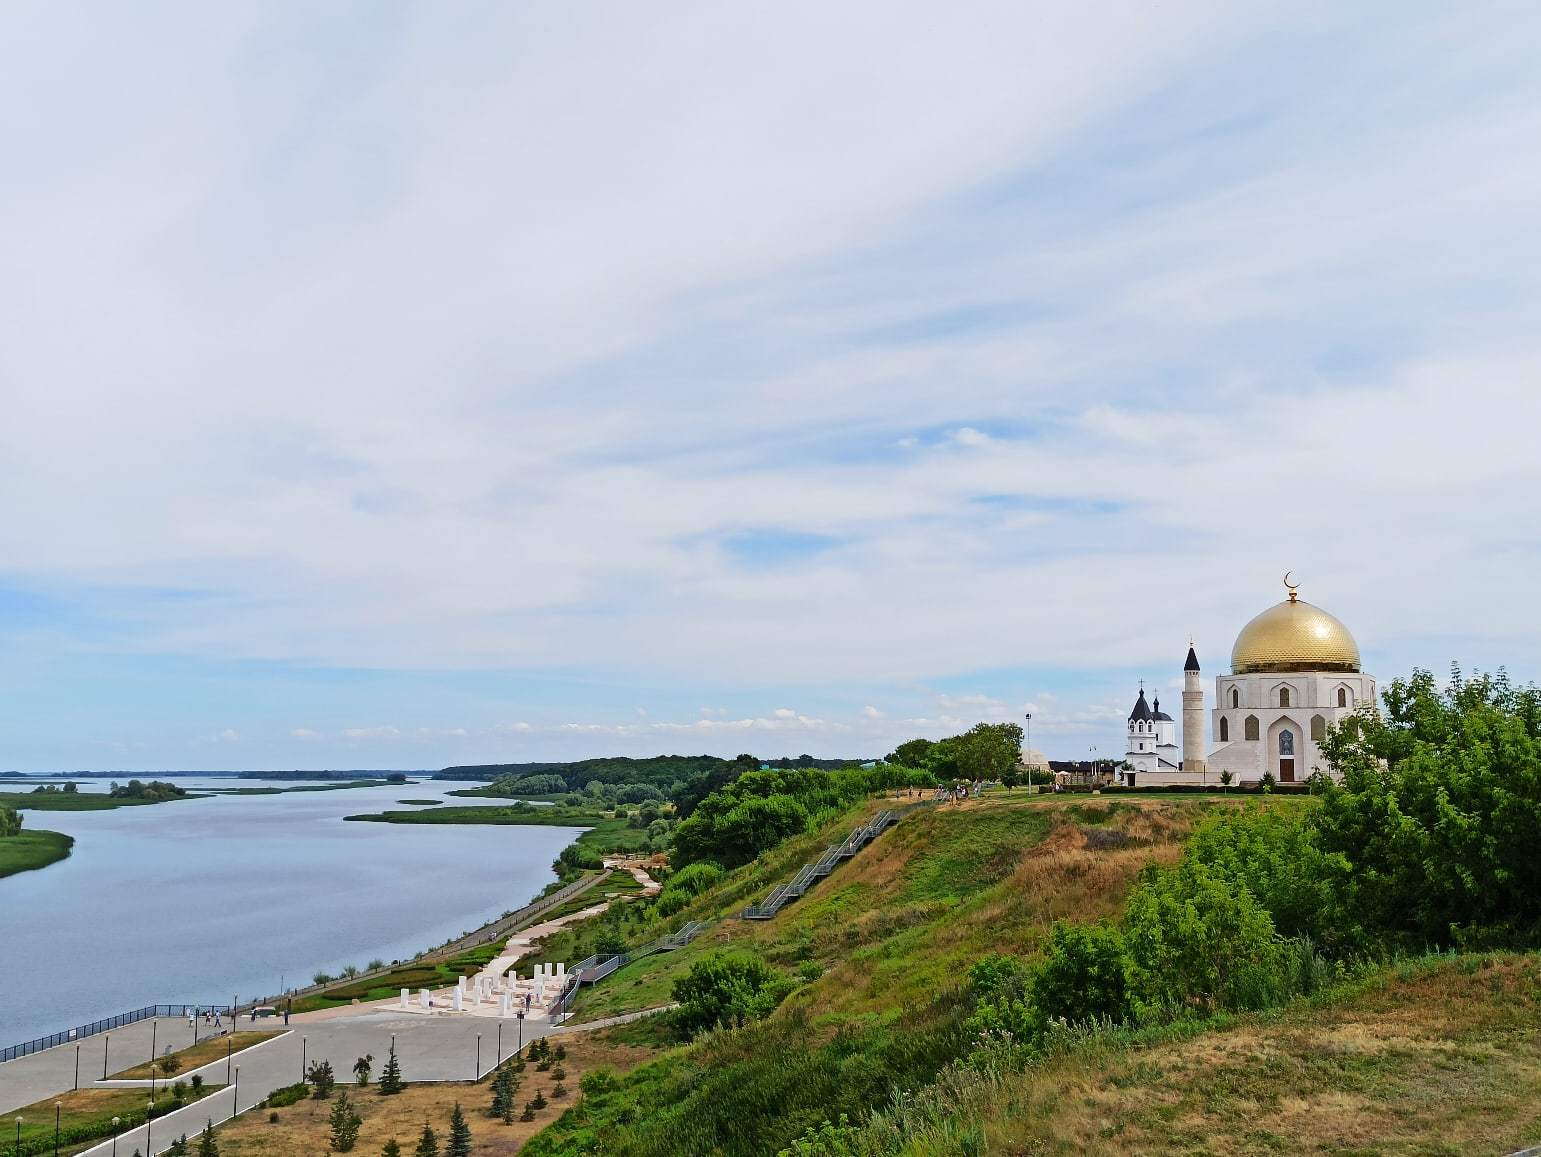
top-left (985, 954), bottom-right (1541, 1155)
top-left (212, 1026), bottom-right (654, 1155)
top-left (111, 1030), bottom-right (282, 1079)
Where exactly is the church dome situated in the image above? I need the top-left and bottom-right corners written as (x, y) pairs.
top-left (1231, 588), bottom-right (1360, 675)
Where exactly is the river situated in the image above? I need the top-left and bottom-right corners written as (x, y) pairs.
top-left (0, 778), bottom-right (579, 1046)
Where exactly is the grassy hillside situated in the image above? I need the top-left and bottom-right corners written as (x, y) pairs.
top-left (522, 792), bottom-right (1541, 1155)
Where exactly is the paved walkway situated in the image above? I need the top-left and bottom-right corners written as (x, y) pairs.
top-left (2, 1007), bottom-right (564, 1156)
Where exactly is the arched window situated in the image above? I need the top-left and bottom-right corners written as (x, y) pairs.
top-left (1230, 687), bottom-right (1240, 708)
top-left (1219, 717), bottom-right (1229, 742)
top-left (1244, 715), bottom-right (1260, 741)
top-left (1279, 729), bottom-right (1295, 756)
top-left (1337, 687), bottom-right (1349, 708)
top-left (1279, 686), bottom-right (1291, 708)
top-left (1311, 715), bottom-right (1327, 742)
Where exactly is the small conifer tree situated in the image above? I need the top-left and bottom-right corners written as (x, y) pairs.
top-left (446, 1103), bottom-right (472, 1157)
top-left (329, 1090), bottom-right (363, 1152)
top-left (414, 1123), bottom-right (439, 1157)
top-left (166, 1136), bottom-right (189, 1157)
top-left (382, 1141), bottom-right (402, 1157)
top-left (378, 1045), bottom-right (406, 1095)
top-left (197, 1122), bottom-right (219, 1157)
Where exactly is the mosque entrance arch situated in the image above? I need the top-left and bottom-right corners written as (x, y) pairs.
top-left (1268, 716), bottom-right (1301, 783)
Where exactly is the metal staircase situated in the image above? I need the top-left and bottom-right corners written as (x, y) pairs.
top-left (741, 809), bottom-right (898, 920)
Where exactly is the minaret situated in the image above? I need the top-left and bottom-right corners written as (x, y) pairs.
top-left (1183, 642), bottom-right (1206, 775)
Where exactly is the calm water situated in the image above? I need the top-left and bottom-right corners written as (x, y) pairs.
top-left (0, 779), bottom-right (578, 1045)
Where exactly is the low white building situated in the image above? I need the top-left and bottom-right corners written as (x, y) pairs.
top-left (1122, 686), bottom-right (1181, 777)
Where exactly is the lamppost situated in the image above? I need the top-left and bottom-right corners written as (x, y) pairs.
top-left (54, 1101), bottom-right (61, 1157)
top-left (496, 1022), bottom-right (503, 1067)
top-left (516, 1010), bottom-right (524, 1053)
top-left (149, 1020), bottom-right (158, 1095)
top-left (301, 1036), bottom-right (307, 1083)
top-left (111, 1116), bottom-right (121, 1156)
top-left (103, 1034), bottom-right (110, 1080)
top-left (475, 1034), bottom-right (481, 1081)
top-left (74, 1044), bottom-right (80, 1091)
top-left (226, 1032), bottom-right (233, 1082)
top-left (1088, 746), bottom-right (1098, 786)
top-left (146, 1098), bottom-right (154, 1154)
top-left (233, 1067), bottom-right (240, 1120)
top-left (15, 1116), bottom-right (21, 1156)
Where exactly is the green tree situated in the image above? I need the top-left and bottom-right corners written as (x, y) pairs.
top-left (490, 1064), bottom-right (519, 1123)
top-left (446, 1103), bottom-right (472, 1157)
top-left (329, 1090), bottom-right (363, 1151)
top-left (0, 804), bottom-right (20, 837)
top-left (999, 766), bottom-right (1022, 791)
top-left (1313, 667), bottom-right (1541, 948)
top-left (1219, 769), bottom-right (1234, 792)
top-left (413, 1123), bottom-right (439, 1157)
top-left (955, 722), bottom-right (1026, 782)
top-left (885, 738), bottom-right (935, 768)
top-left (353, 1054), bottom-right (373, 1086)
top-left (382, 1140), bottom-right (402, 1157)
top-left (671, 951), bottom-right (791, 1039)
top-left (197, 1122), bottom-right (219, 1157)
top-left (377, 1045), bottom-right (405, 1095)
top-left (166, 1136), bottom-right (189, 1157)
top-left (307, 1058), bottom-right (336, 1099)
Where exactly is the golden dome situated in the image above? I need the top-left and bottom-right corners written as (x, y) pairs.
top-left (1231, 591), bottom-right (1360, 675)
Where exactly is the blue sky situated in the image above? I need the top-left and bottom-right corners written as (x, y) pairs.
top-left (3, 2), bottom-right (1539, 770)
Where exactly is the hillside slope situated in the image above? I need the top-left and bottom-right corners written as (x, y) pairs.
top-left (524, 793), bottom-right (1541, 1156)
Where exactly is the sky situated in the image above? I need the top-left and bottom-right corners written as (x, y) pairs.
top-left (3, 2), bottom-right (1540, 771)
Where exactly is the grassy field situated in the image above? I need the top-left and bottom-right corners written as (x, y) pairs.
top-left (0, 790), bottom-right (195, 811)
top-left (8, 1083), bottom-right (225, 1156)
top-left (0, 828), bottom-right (74, 878)
top-left (210, 1024), bottom-right (654, 1155)
top-left (110, 1030), bottom-right (282, 1079)
top-left (894, 951), bottom-right (1541, 1155)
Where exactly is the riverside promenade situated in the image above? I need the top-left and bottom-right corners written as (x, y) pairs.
top-left (1, 1005), bottom-right (564, 1156)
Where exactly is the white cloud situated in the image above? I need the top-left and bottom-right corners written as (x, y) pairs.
top-left (3, 4), bottom-right (1540, 767)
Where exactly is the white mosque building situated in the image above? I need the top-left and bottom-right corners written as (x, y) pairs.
top-left (1120, 578), bottom-right (1376, 787)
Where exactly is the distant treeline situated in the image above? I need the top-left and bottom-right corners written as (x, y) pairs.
top-left (237, 770), bottom-right (418, 780)
top-left (437, 754), bottom-right (872, 789)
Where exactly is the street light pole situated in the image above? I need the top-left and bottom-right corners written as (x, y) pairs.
top-left (149, 1020), bottom-right (157, 1094)
top-left (301, 1036), bottom-right (307, 1083)
top-left (74, 1044), bottom-right (79, 1091)
top-left (54, 1101), bottom-right (61, 1157)
top-left (516, 1011), bottom-right (524, 1053)
top-left (233, 1067), bottom-right (240, 1119)
top-left (111, 1116), bottom-right (120, 1156)
top-left (103, 1034), bottom-right (110, 1080)
top-left (476, 1034), bottom-right (481, 1081)
top-left (497, 1022), bottom-right (503, 1067)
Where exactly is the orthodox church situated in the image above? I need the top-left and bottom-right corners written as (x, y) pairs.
top-left (1120, 578), bottom-right (1376, 787)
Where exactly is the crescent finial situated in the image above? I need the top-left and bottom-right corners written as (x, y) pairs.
top-left (1283, 570), bottom-right (1299, 601)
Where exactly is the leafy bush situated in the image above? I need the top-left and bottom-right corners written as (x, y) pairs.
top-left (1122, 859), bottom-right (1288, 1014)
top-left (671, 951), bottom-right (794, 1039)
top-left (1032, 921), bottom-right (1135, 1026)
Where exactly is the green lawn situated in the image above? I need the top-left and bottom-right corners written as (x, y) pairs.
top-left (9, 1083), bottom-right (226, 1156)
top-left (0, 790), bottom-right (195, 812)
top-left (0, 829), bottom-right (74, 878)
